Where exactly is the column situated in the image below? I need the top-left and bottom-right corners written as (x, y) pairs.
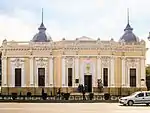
top-left (2, 57), bottom-right (7, 87)
top-left (49, 57), bottom-right (54, 87)
top-left (30, 57), bottom-right (34, 86)
top-left (136, 61), bottom-right (140, 87)
top-left (75, 57), bottom-right (79, 86)
top-left (121, 57), bottom-right (126, 87)
top-left (141, 58), bottom-right (145, 87)
top-left (97, 56), bottom-right (101, 80)
top-left (92, 63), bottom-right (96, 87)
top-left (21, 62), bottom-right (26, 87)
top-left (127, 67), bottom-right (130, 87)
top-left (80, 62), bottom-right (84, 85)
top-left (62, 57), bottom-right (66, 87)
top-left (110, 57), bottom-right (115, 87)
top-left (11, 62), bottom-right (15, 87)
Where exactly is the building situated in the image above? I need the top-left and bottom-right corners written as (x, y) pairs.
top-left (0, 11), bottom-right (147, 96)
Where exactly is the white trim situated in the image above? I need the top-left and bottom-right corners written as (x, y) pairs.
top-left (75, 57), bottom-right (79, 86)
top-left (110, 57), bottom-right (115, 87)
top-left (92, 62), bottom-right (96, 87)
top-left (62, 57), bottom-right (66, 87)
top-left (136, 63), bottom-right (140, 87)
top-left (10, 58), bottom-right (25, 87)
top-left (80, 62), bottom-right (84, 85)
top-left (2, 57), bottom-right (7, 87)
top-left (35, 58), bottom-right (48, 87)
top-left (49, 57), bottom-right (54, 87)
top-left (141, 58), bottom-right (146, 87)
top-left (127, 66), bottom-right (130, 87)
top-left (29, 57), bottom-right (34, 86)
top-left (121, 57), bottom-right (126, 87)
top-left (97, 57), bottom-right (101, 80)
top-left (72, 58), bottom-right (75, 87)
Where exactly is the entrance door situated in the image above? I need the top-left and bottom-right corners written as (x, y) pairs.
top-left (84, 75), bottom-right (92, 92)
top-left (15, 68), bottom-right (21, 87)
top-left (38, 68), bottom-right (45, 86)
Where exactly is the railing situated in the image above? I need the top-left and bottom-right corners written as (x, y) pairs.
top-left (0, 94), bottom-right (125, 101)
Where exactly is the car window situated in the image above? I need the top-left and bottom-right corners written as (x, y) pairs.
top-left (137, 93), bottom-right (144, 97)
top-left (146, 92), bottom-right (150, 96)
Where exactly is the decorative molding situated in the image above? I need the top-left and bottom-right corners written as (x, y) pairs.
top-left (101, 56), bottom-right (110, 67)
top-left (11, 58), bottom-right (25, 67)
top-left (126, 58), bottom-right (140, 68)
top-left (35, 58), bottom-right (48, 67)
top-left (10, 58), bottom-right (25, 87)
top-left (65, 57), bottom-right (73, 68)
top-left (35, 57), bottom-right (48, 87)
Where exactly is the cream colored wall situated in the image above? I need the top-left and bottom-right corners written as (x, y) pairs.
top-left (114, 57), bottom-right (122, 87)
top-left (2, 39), bottom-right (146, 88)
top-left (54, 57), bottom-right (61, 87)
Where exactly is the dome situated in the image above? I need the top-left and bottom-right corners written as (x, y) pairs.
top-left (119, 23), bottom-right (139, 43)
top-left (32, 23), bottom-right (51, 42)
top-left (32, 9), bottom-right (52, 42)
top-left (119, 9), bottom-right (139, 43)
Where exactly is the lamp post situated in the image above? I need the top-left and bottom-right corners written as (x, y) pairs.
top-left (148, 32), bottom-right (150, 41)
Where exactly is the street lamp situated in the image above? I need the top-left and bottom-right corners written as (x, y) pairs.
top-left (148, 32), bottom-right (150, 41)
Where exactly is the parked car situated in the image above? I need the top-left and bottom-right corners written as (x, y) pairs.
top-left (119, 91), bottom-right (150, 106)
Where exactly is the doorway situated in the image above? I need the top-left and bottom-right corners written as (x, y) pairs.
top-left (15, 68), bottom-right (21, 87)
top-left (84, 75), bottom-right (92, 92)
top-left (38, 68), bottom-right (45, 86)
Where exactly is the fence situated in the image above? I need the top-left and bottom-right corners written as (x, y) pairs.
top-left (0, 93), bottom-right (124, 101)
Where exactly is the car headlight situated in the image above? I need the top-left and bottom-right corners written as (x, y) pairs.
top-left (121, 99), bottom-right (127, 101)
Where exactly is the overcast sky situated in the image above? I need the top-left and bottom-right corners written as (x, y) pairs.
top-left (0, 0), bottom-right (150, 64)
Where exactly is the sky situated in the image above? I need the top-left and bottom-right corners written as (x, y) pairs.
top-left (0, 0), bottom-right (150, 64)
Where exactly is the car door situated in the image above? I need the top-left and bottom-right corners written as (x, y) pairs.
top-left (144, 92), bottom-right (150, 103)
top-left (134, 92), bottom-right (145, 104)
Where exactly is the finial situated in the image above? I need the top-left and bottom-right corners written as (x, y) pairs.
top-left (127, 8), bottom-right (129, 24)
top-left (38, 8), bottom-right (46, 31)
top-left (124, 8), bottom-right (133, 31)
top-left (42, 8), bottom-right (43, 23)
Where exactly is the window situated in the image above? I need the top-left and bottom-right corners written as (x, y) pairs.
top-left (75, 79), bottom-right (79, 83)
top-left (15, 68), bottom-right (21, 87)
top-left (38, 68), bottom-right (45, 86)
top-left (103, 68), bottom-right (108, 87)
top-left (137, 93), bottom-right (144, 97)
top-left (130, 68), bottom-right (136, 87)
top-left (68, 68), bottom-right (72, 86)
top-left (146, 92), bottom-right (150, 96)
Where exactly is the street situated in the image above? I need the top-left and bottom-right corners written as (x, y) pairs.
top-left (0, 103), bottom-right (149, 113)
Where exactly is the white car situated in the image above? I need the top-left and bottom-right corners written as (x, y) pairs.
top-left (119, 91), bottom-right (150, 106)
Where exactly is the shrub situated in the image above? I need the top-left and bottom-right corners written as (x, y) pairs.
top-left (42, 93), bottom-right (47, 100)
top-left (89, 93), bottom-right (94, 100)
top-left (63, 93), bottom-right (70, 100)
top-left (11, 93), bottom-right (17, 100)
top-left (27, 92), bottom-right (32, 97)
top-left (104, 93), bottom-right (110, 100)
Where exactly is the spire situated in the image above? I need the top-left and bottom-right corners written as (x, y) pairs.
top-left (38, 8), bottom-right (46, 31)
top-left (42, 8), bottom-right (43, 24)
top-left (124, 8), bottom-right (133, 31)
top-left (127, 8), bottom-right (129, 24)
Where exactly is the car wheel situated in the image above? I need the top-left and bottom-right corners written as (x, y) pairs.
top-left (128, 100), bottom-right (134, 106)
top-left (146, 103), bottom-right (149, 106)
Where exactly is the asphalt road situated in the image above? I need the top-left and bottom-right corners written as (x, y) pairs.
top-left (0, 103), bottom-right (149, 113)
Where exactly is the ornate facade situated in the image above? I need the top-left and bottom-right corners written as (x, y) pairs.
top-left (0, 14), bottom-right (147, 95)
